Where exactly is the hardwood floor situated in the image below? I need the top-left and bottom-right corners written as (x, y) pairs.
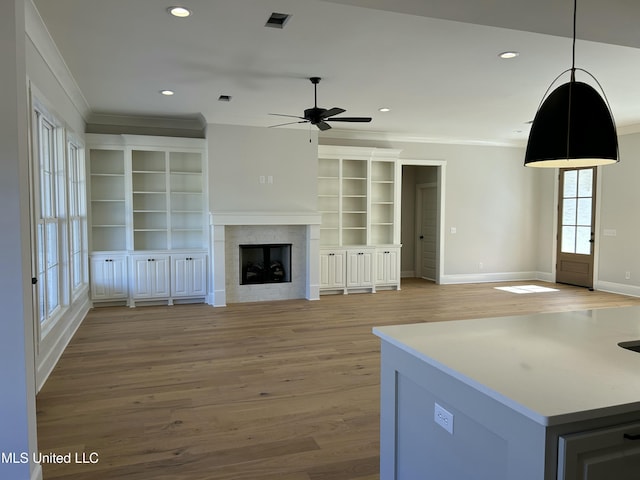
top-left (36, 279), bottom-right (640, 479)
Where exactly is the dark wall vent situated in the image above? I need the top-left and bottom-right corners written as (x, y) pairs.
top-left (265, 12), bottom-right (291, 29)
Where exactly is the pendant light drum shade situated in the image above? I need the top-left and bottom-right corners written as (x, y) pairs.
top-left (524, 80), bottom-right (619, 167)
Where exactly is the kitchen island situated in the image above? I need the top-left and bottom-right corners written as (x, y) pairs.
top-left (374, 306), bottom-right (640, 480)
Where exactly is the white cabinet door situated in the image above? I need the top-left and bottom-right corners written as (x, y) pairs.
top-left (320, 250), bottom-right (346, 289)
top-left (189, 254), bottom-right (207, 296)
top-left (131, 254), bottom-right (170, 299)
top-left (346, 249), bottom-right (374, 288)
top-left (171, 254), bottom-right (207, 297)
top-left (90, 255), bottom-right (128, 300)
top-left (375, 247), bottom-right (401, 286)
top-left (559, 421), bottom-right (640, 480)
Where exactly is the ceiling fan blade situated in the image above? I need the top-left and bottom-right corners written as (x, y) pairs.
top-left (321, 107), bottom-right (346, 119)
top-left (316, 121), bottom-right (332, 131)
top-left (327, 117), bottom-right (372, 123)
top-left (269, 113), bottom-right (305, 119)
top-left (269, 120), bottom-right (309, 128)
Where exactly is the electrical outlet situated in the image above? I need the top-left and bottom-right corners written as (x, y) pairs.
top-left (434, 403), bottom-right (454, 434)
top-left (259, 175), bottom-right (265, 184)
top-left (479, 262), bottom-right (484, 270)
top-left (626, 271), bottom-right (631, 280)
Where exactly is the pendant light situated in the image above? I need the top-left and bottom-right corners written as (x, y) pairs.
top-left (524, 0), bottom-right (619, 167)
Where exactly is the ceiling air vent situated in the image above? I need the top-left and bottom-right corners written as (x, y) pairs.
top-left (218, 95), bottom-right (232, 102)
top-left (265, 12), bottom-right (291, 29)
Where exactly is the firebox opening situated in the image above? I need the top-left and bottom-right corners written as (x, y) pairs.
top-left (240, 244), bottom-right (292, 285)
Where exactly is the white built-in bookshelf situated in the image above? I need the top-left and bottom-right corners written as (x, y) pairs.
top-left (87, 134), bottom-right (207, 306)
top-left (317, 146), bottom-right (402, 294)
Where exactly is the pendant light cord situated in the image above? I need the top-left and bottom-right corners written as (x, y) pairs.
top-left (571, 0), bottom-right (577, 81)
top-left (567, 0), bottom-right (578, 158)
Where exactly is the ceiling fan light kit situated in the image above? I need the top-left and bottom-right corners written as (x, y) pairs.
top-left (524, 0), bottom-right (619, 168)
top-left (269, 77), bottom-right (372, 131)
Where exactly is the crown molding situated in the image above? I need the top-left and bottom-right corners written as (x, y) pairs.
top-left (320, 127), bottom-right (525, 148)
top-left (25, 0), bottom-right (91, 121)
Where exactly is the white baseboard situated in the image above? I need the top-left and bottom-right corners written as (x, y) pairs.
top-left (595, 280), bottom-right (640, 297)
top-left (31, 463), bottom-right (42, 480)
top-left (36, 295), bottom-right (91, 392)
top-left (534, 271), bottom-right (555, 283)
top-left (440, 271), bottom-right (540, 285)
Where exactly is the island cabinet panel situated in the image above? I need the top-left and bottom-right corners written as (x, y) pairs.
top-left (378, 341), bottom-right (546, 480)
top-left (375, 308), bottom-right (640, 480)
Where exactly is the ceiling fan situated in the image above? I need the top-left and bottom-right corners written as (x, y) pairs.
top-left (269, 77), bottom-right (372, 131)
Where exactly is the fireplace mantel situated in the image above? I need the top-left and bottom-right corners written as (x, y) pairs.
top-left (210, 211), bottom-right (322, 226)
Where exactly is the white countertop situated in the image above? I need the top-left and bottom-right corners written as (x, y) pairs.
top-left (374, 306), bottom-right (640, 426)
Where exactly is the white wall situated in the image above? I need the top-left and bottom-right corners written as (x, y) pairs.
top-left (596, 132), bottom-right (640, 294)
top-left (207, 124), bottom-right (318, 213)
top-left (1, 2), bottom-right (38, 479)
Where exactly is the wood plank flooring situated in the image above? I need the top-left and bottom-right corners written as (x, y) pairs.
top-left (36, 279), bottom-right (640, 479)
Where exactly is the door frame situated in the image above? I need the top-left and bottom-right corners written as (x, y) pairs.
top-left (551, 167), bottom-right (602, 288)
top-left (400, 159), bottom-right (446, 284)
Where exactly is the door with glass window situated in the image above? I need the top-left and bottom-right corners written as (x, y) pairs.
top-left (556, 167), bottom-right (596, 288)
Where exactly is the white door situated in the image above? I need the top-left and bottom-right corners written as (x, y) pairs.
top-left (416, 184), bottom-right (438, 280)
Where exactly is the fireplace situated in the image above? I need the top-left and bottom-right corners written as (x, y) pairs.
top-left (209, 211), bottom-right (322, 306)
top-left (240, 244), bottom-right (291, 285)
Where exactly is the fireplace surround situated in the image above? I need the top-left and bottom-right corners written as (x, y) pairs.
top-left (209, 212), bottom-right (321, 306)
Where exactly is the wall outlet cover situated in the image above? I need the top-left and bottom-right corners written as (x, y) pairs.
top-left (434, 402), bottom-right (454, 434)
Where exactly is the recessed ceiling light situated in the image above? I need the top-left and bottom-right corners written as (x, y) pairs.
top-left (160, 90), bottom-right (175, 96)
top-left (499, 51), bottom-right (520, 59)
top-left (168, 6), bottom-right (191, 18)
top-left (378, 107), bottom-right (391, 112)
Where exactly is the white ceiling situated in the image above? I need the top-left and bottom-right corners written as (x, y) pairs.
top-left (33, 0), bottom-right (640, 145)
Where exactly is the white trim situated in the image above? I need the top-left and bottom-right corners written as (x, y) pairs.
top-left (595, 280), bottom-right (640, 298)
top-left (440, 271), bottom-right (540, 285)
top-left (535, 271), bottom-right (555, 283)
top-left (321, 128), bottom-right (523, 148)
top-left (31, 463), bottom-right (43, 480)
top-left (210, 211), bottom-right (322, 226)
top-left (36, 295), bottom-right (90, 392)
top-left (400, 158), bottom-right (447, 284)
top-left (25, 0), bottom-right (91, 120)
